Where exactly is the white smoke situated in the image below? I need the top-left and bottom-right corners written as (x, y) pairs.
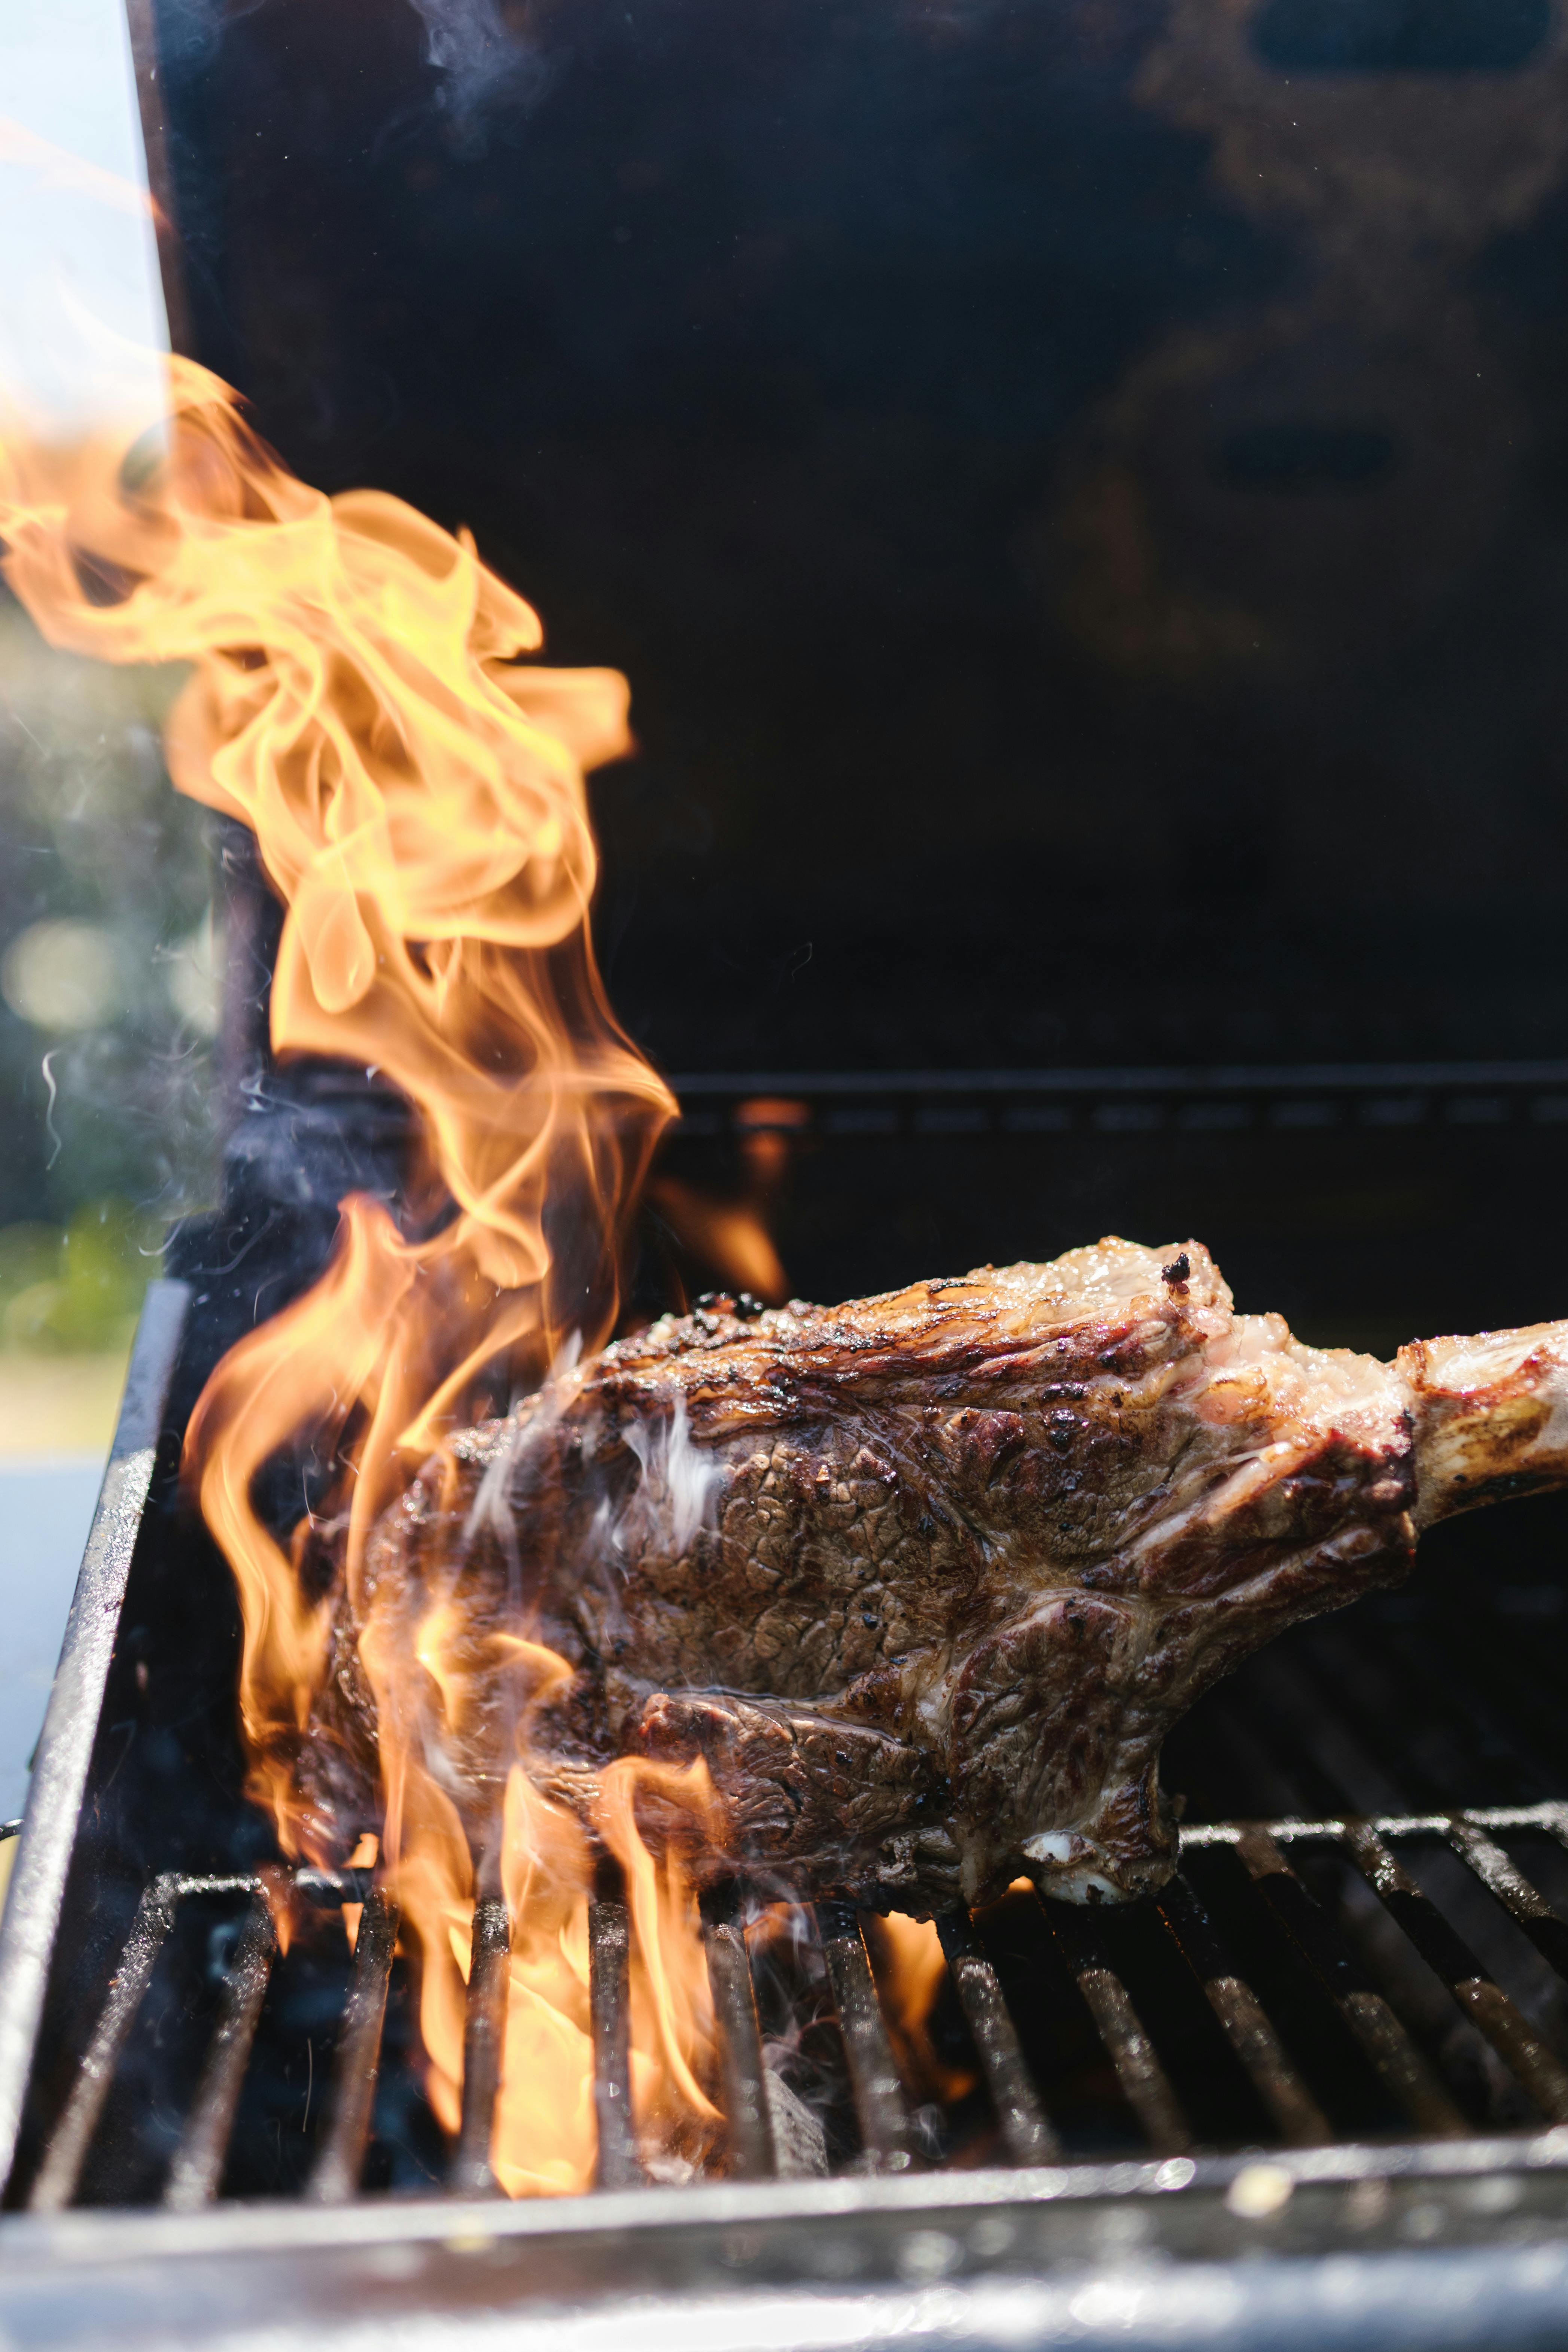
top-left (619, 1399), bottom-right (724, 1558)
top-left (404, 0), bottom-right (554, 140)
top-left (461, 1330), bottom-right (587, 1580)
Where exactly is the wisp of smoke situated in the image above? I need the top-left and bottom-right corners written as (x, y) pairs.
top-left (405, 0), bottom-right (555, 144)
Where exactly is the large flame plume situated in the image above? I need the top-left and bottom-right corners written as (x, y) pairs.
top-left (0, 359), bottom-right (726, 2190)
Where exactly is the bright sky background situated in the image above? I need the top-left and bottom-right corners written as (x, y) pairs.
top-left (0, 0), bottom-right (168, 432)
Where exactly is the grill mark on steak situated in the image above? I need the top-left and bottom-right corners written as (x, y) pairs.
top-left (287, 1237), bottom-right (1568, 1909)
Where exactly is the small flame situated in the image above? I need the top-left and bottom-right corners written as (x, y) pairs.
top-left (645, 1097), bottom-right (807, 1308)
top-left (645, 1174), bottom-right (789, 1306)
top-left (867, 1915), bottom-right (977, 2106)
top-left (596, 1756), bottom-right (721, 2138)
top-left (0, 116), bottom-right (165, 225)
top-left (0, 359), bottom-right (722, 2189)
top-left (342, 1829), bottom-right (380, 1951)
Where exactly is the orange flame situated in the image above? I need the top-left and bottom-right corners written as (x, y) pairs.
top-left (867, 1914), bottom-right (976, 2106)
top-left (596, 1756), bottom-right (722, 2140)
top-left (645, 1174), bottom-right (789, 1307)
top-left (644, 1096), bottom-right (806, 1309)
top-left (0, 358), bottom-right (724, 2191)
top-left (0, 116), bottom-right (166, 226)
top-left (342, 1830), bottom-right (380, 1952)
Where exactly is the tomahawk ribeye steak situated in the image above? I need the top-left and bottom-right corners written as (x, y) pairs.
top-left (294, 1238), bottom-right (1568, 1907)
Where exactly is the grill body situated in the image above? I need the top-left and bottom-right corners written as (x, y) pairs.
top-left (6, 1077), bottom-right (1568, 2344)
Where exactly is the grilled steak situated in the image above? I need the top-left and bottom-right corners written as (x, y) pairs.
top-left (294, 1237), bottom-right (1568, 1908)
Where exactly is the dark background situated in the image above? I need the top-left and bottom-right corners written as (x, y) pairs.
top-left (148, 0), bottom-right (1568, 1074)
top-left (143, 0), bottom-right (1568, 1347)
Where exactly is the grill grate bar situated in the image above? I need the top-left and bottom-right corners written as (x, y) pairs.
top-left (308, 1887), bottom-right (399, 2204)
top-left (162, 1889), bottom-right (277, 2211)
top-left (589, 1895), bottom-right (642, 2190)
top-left (27, 1875), bottom-right (179, 2213)
top-left (1442, 1819), bottom-right (1568, 1982)
top-left (1038, 1892), bottom-right (1192, 2156)
top-left (701, 1884), bottom-right (776, 2181)
top-left (1182, 1802), bottom-right (1568, 1848)
top-left (1156, 1872), bottom-right (1329, 2148)
top-left (450, 1896), bottom-right (509, 2197)
top-left (935, 1907), bottom-right (1059, 2164)
top-left (1235, 1826), bottom-right (1468, 2137)
top-left (1341, 1822), bottom-right (1568, 2122)
top-left (815, 1902), bottom-right (913, 2172)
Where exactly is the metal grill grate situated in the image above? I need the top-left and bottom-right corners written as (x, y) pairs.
top-left (13, 1299), bottom-right (1568, 2343)
top-left (10, 1280), bottom-right (1568, 2272)
top-left (665, 1062), bottom-right (1568, 1141)
top-left (24, 1799), bottom-right (1568, 2208)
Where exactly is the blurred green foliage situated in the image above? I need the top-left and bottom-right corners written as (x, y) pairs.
top-left (0, 597), bottom-right (222, 1248)
top-left (0, 1202), bottom-right (158, 1356)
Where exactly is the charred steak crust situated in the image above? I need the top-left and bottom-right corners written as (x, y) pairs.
top-left (294, 1237), bottom-right (1432, 1909)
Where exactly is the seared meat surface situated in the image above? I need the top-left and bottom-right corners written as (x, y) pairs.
top-left (296, 1238), bottom-right (1568, 1908)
